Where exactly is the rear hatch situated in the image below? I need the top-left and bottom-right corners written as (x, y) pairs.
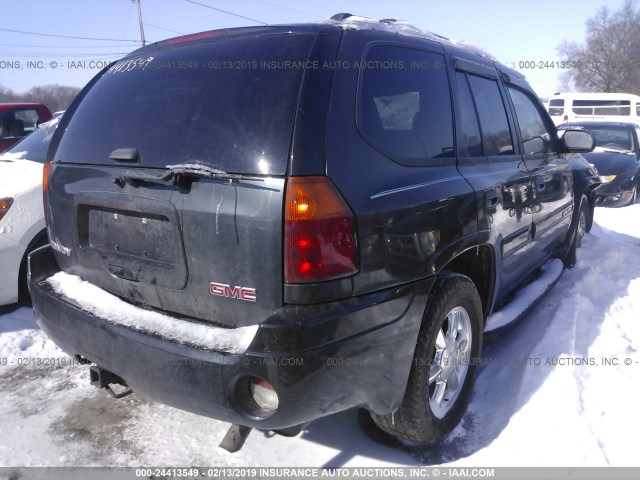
top-left (46, 27), bottom-right (320, 327)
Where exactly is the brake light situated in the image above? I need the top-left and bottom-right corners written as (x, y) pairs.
top-left (157, 29), bottom-right (229, 46)
top-left (564, 114), bottom-right (568, 122)
top-left (42, 161), bottom-right (51, 225)
top-left (285, 177), bottom-right (358, 283)
top-left (0, 197), bottom-right (13, 222)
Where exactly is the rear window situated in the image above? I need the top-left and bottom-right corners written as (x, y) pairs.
top-left (54, 32), bottom-right (317, 175)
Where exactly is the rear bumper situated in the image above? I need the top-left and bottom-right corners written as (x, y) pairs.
top-left (29, 245), bottom-right (430, 430)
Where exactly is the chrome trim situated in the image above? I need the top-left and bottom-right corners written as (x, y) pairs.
top-left (370, 176), bottom-right (462, 199)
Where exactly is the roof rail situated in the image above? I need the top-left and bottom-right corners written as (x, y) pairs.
top-left (330, 13), bottom-right (353, 21)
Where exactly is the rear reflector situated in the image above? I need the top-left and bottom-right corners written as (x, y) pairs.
top-left (250, 377), bottom-right (279, 412)
top-left (285, 176), bottom-right (358, 283)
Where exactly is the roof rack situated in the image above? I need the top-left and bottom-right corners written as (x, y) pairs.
top-left (324, 13), bottom-right (497, 62)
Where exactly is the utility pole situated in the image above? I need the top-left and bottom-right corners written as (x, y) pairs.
top-left (133, 0), bottom-right (146, 46)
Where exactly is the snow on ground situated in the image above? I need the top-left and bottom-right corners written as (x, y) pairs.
top-left (0, 204), bottom-right (639, 467)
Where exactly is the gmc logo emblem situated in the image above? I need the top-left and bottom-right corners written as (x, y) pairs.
top-left (210, 282), bottom-right (257, 302)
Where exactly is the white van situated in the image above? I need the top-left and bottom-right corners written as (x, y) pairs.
top-left (547, 92), bottom-right (640, 126)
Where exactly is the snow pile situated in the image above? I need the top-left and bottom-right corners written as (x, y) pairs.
top-left (46, 272), bottom-right (258, 354)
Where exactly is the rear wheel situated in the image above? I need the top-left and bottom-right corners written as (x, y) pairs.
top-left (371, 274), bottom-right (483, 445)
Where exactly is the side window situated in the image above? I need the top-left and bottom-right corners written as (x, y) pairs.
top-left (358, 46), bottom-right (454, 165)
top-left (0, 109), bottom-right (37, 139)
top-left (466, 75), bottom-right (514, 155)
top-left (508, 87), bottom-right (559, 154)
top-left (454, 72), bottom-right (483, 157)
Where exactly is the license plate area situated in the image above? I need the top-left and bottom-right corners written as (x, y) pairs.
top-left (75, 192), bottom-right (187, 289)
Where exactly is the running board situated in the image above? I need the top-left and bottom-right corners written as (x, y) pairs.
top-left (484, 259), bottom-right (564, 333)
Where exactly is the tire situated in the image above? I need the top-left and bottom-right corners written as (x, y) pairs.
top-left (370, 274), bottom-right (483, 446)
top-left (575, 196), bottom-right (588, 249)
top-left (584, 196), bottom-right (594, 233)
top-left (563, 194), bottom-right (588, 268)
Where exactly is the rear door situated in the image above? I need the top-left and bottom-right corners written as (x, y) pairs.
top-left (451, 58), bottom-right (534, 296)
top-left (47, 29), bottom-right (319, 327)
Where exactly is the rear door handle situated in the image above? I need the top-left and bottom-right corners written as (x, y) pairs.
top-left (485, 189), bottom-right (500, 208)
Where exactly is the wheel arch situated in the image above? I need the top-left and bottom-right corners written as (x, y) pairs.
top-left (436, 244), bottom-right (496, 320)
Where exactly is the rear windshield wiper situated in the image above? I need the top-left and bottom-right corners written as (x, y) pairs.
top-left (117, 163), bottom-right (264, 187)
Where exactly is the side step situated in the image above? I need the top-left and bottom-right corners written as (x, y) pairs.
top-left (484, 259), bottom-right (564, 333)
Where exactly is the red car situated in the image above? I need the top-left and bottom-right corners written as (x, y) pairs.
top-left (0, 103), bottom-right (53, 152)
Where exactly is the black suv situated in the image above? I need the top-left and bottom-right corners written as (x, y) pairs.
top-left (29, 15), bottom-right (594, 449)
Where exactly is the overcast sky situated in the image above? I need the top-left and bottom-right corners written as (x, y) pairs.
top-left (0, 0), bottom-right (629, 98)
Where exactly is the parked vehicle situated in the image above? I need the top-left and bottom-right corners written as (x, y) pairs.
top-left (547, 92), bottom-right (640, 127)
top-left (28, 15), bottom-right (594, 450)
top-left (0, 116), bottom-right (60, 305)
top-left (560, 122), bottom-right (640, 207)
top-left (0, 103), bottom-right (53, 152)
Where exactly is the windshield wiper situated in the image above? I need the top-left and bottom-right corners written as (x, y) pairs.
top-left (117, 163), bottom-right (264, 188)
top-left (166, 164), bottom-right (264, 182)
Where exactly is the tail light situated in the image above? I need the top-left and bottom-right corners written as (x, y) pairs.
top-left (285, 176), bottom-right (358, 283)
top-left (564, 114), bottom-right (569, 122)
top-left (42, 161), bottom-right (51, 225)
top-left (0, 197), bottom-right (14, 222)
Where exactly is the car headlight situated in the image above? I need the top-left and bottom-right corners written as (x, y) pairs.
top-left (600, 175), bottom-right (617, 183)
top-left (0, 197), bottom-right (14, 221)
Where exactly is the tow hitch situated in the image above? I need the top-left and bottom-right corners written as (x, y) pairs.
top-left (89, 366), bottom-right (133, 399)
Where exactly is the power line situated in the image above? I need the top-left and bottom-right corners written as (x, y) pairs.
top-left (184, 0), bottom-right (268, 25)
top-left (0, 27), bottom-right (139, 43)
top-left (0, 52), bottom-right (124, 58)
top-left (0, 43), bottom-right (135, 49)
top-left (144, 23), bottom-right (184, 35)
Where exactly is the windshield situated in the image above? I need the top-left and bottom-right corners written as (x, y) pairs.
top-left (0, 117), bottom-right (60, 163)
top-left (580, 126), bottom-right (634, 152)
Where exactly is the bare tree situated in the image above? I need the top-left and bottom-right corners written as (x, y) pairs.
top-left (0, 83), bottom-right (80, 113)
top-left (558, 0), bottom-right (640, 93)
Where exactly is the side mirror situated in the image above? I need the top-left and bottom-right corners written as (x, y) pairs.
top-left (561, 129), bottom-right (595, 153)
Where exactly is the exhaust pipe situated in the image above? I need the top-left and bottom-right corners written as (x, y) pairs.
top-left (89, 366), bottom-right (133, 399)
